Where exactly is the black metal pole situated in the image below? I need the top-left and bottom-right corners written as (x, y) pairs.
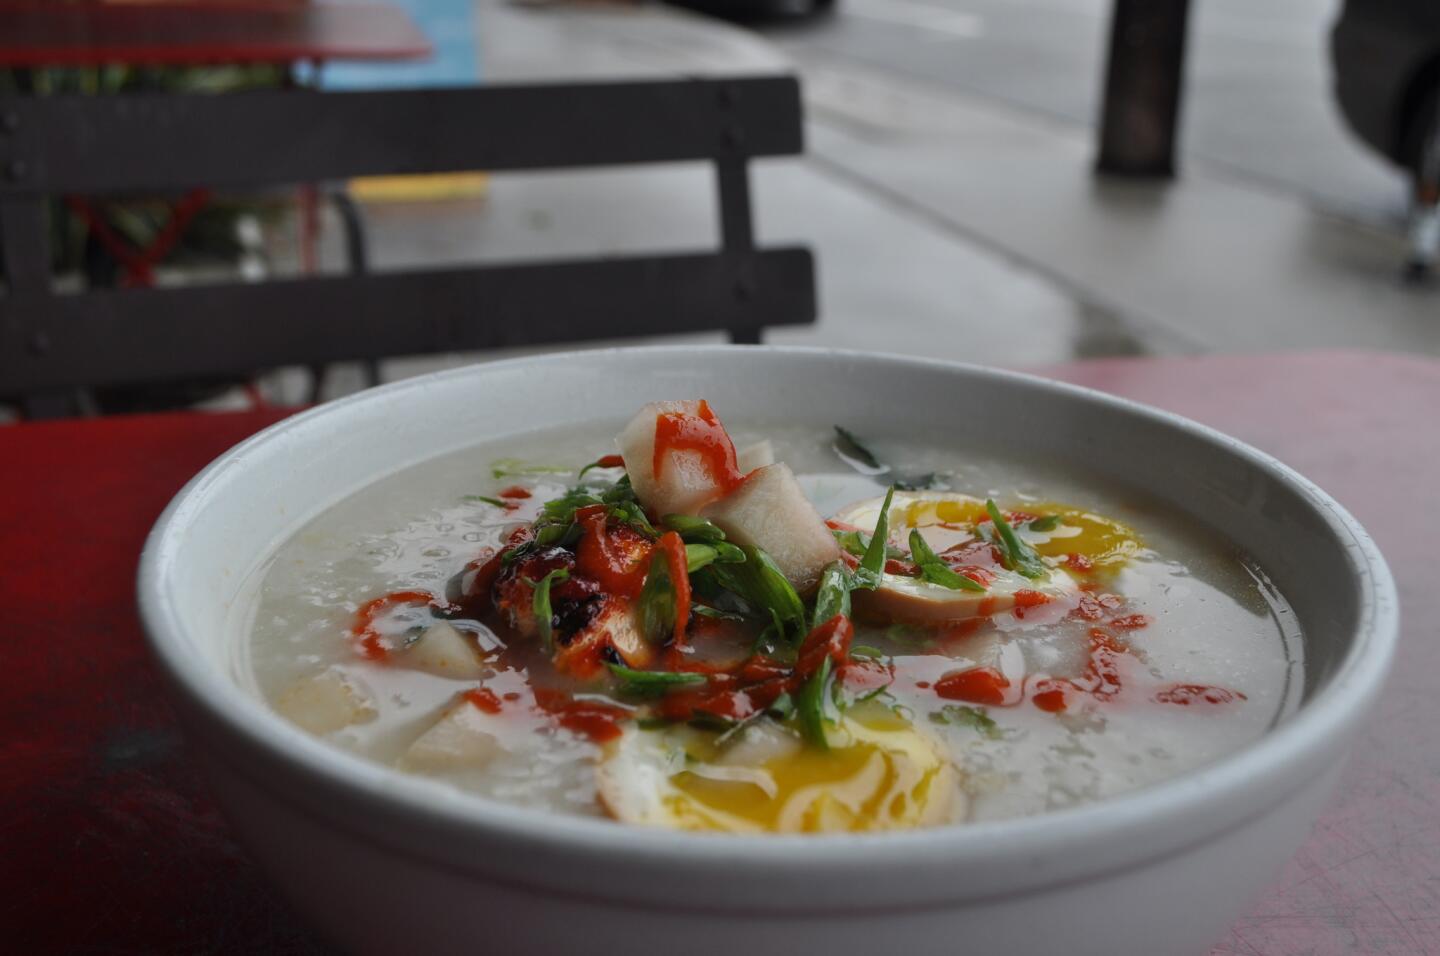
top-left (1096, 0), bottom-right (1191, 178)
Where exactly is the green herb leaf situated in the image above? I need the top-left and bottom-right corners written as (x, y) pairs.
top-left (529, 568), bottom-right (570, 652)
top-left (893, 472), bottom-right (947, 492)
top-left (885, 622), bottom-right (936, 649)
top-left (812, 561), bottom-right (852, 628)
top-left (685, 543), bottom-right (719, 573)
top-left (832, 527), bottom-right (906, 561)
top-left (929, 704), bottom-right (1003, 740)
top-left (662, 514), bottom-right (727, 543)
top-left (833, 425), bottom-right (884, 471)
top-left (710, 546), bottom-right (806, 637)
top-left (797, 656), bottom-right (836, 750)
top-left (768, 692), bottom-right (797, 720)
top-left (692, 603), bottom-right (745, 622)
top-left (832, 528), bottom-right (867, 558)
top-left (462, 495), bottom-right (509, 508)
top-left (490, 457), bottom-right (572, 480)
top-left (687, 712), bottom-right (736, 732)
top-left (854, 486), bottom-right (896, 590)
top-left (850, 644), bottom-right (885, 660)
top-left (1027, 514), bottom-right (1062, 533)
top-left (607, 500), bottom-right (657, 539)
top-left (711, 542), bottom-right (746, 564)
top-left (600, 474), bottom-right (636, 503)
top-left (541, 490), bottom-right (601, 521)
top-left (606, 663), bottom-right (707, 698)
top-left (635, 551), bottom-right (676, 645)
top-left (986, 499), bottom-right (1048, 580)
top-left (577, 457), bottom-right (624, 480)
top-left (909, 529), bottom-right (987, 592)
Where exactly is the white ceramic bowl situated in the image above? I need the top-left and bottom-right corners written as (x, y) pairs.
top-left (138, 347), bottom-right (1397, 956)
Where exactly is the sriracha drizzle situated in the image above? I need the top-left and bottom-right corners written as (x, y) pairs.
top-left (651, 400), bottom-right (745, 493)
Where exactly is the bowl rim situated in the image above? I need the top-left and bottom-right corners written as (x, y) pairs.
top-left (137, 345), bottom-right (1399, 901)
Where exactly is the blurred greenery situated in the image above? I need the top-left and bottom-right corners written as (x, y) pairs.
top-left (2, 64), bottom-right (290, 283)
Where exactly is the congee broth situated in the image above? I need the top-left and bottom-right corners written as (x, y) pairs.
top-left (249, 401), bottom-right (1301, 832)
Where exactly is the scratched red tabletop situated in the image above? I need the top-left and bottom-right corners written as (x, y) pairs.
top-left (1, 350), bottom-right (1435, 955)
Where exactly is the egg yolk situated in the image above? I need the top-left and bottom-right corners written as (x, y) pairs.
top-left (661, 709), bottom-right (955, 834)
top-left (859, 494), bottom-right (1141, 571)
top-left (1022, 504), bottom-right (1141, 568)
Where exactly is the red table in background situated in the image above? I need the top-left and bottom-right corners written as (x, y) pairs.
top-left (0, 2), bottom-right (431, 67)
top-left (2, 350), bottom-right (1436, 955)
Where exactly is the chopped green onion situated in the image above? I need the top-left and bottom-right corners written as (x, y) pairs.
top-left (601, 474), bottom-right (637, 503)
top-left (662, 514), bottom-right (727, 542)
top-left (685, 543), bottom-right (719, 573)
top-left (832, 528), bottom-right (866, 558)
top-left (462, 495), bottom-right (509, 508)
top-left (832, 425), bottom-right (884, 471)
top-left (711, 546), bottom-right (806, 637)
top-left (711, 542), bottom-right (746, 564)
top-left (832, 527), bottom-right (906, 561)
top-left (929, 704), bottom-right (1003, 740)
top-left (893, 472), bottom-right (947, 492)
top-left (635, 551), bottom-right (677, 645)
top-left (812, 561), bottom-right (852, 627)
top-left (986, 499), bottom-right (1048, 580)
top-left (529, 568), bottom-right (570, 652)
top-left (909, 529), bottom-right (987, 592)
top-left (797, 656), bottom-right (836, 750)
top-left (850, 644), bottom-right (886, 660)
top-left (687, 712), bottom-right (736, 732)
top-left (607, 500), bottom-right (657, 538)
top-left (854, 486), bottom-right (896, 590)
top-left (490, 458), bottom-right (572, 480)
top-left (578, 457), bottom-right (624, 480)
top-left (768, 692), bottom-right (797, 720)
top-left (1027, 514), bottom-right (1062, 533)
top-left (680, 541), bottom-right (741, 567)
top-left (692, 603), bottom-right (745, 622)
top-left (606, 663), bottom-right (707, 698)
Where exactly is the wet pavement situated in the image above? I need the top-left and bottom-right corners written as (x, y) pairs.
top-left (256, 0), bottom-right (1440, 404)
top-left (761, 0), bottom-right (1411, 229)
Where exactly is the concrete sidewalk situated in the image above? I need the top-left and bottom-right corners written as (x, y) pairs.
top-left (264, 0), bottom-right (1438, 403)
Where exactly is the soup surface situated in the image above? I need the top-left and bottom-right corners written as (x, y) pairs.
top-left (247, 402), bottom-right (1302, 833)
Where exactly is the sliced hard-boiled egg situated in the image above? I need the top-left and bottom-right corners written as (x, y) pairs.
top-left (832, 491), bottom-right (1081, 625)
top-left (596, 705), bottom-right (962, 834)
top-left (1018, 502), bottom-right (1142, 568)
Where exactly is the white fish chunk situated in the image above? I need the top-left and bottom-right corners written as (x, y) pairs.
top-left (275, 668), bottom-right (377, 735)
top-left (396, 621), bottom-right (487, 680)
top-left (400, 697), bottom-right (503, 773)
top-left (702, 463), bottom-right (840, 594)
top-left (616, 400), bottom-right (733, 516)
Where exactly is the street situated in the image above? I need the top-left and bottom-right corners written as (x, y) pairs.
top-left (760, 0), bottom-right (1411, 228)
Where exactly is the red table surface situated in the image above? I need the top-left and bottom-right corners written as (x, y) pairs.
top-left (0, 1), bottom-right (431, 68)
top-left (1, 350), bottom-right (1436, 954)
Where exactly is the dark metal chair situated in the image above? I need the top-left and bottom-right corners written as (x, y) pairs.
top-left (0, 76), bottom-right (816, 417)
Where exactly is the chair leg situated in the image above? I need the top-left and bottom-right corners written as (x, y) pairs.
top-left (1405, 93), bottom-right (1440, 283)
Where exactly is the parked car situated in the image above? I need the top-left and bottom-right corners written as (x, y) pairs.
top-left (1331, 0), bottom-right (1440, 276)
